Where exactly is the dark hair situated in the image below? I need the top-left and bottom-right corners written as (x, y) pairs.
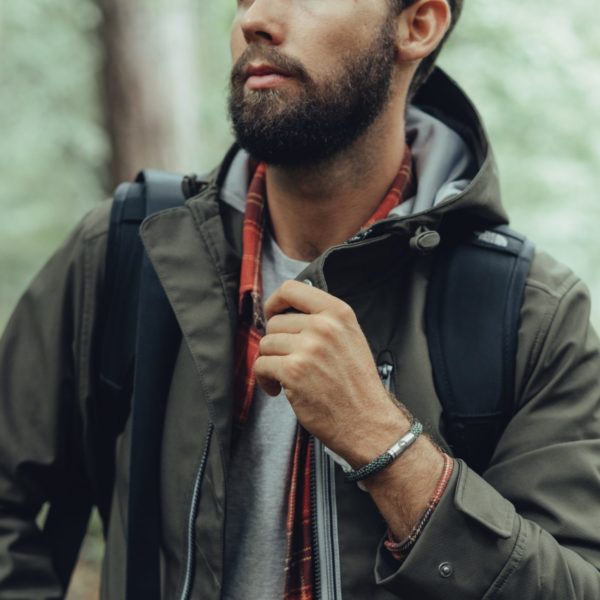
top-left (390, 0), bottom-right (463, 96)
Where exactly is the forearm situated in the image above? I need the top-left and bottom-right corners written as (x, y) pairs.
top-left (342, 405), bottom-right (446, 540)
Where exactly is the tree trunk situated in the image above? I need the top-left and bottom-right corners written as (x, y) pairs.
top-left (97, 0), bottom-right (201, 186)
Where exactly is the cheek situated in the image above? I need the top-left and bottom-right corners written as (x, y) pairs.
top-left (230, 21), bottom-right (246, 63)
top-left (298, 19), bottom-right (373, 75)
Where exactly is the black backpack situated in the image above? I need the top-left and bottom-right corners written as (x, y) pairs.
top-left (49, 169), bottom-right (535, 597)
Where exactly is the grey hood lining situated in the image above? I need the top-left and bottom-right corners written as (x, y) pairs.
top-left (219, 106), bottom-right (477, 218)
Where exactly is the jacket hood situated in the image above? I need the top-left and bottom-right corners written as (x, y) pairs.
top-left (216, 68), bottom-right (508, 231)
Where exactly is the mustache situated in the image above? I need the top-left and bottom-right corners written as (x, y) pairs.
top-left (231, 46), bottom-right (309, 85)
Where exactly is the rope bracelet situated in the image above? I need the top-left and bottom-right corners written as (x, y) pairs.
top-left (384, 453), bottom-right (455, 560)
top-left (344, 420), bottom-right (424, 483)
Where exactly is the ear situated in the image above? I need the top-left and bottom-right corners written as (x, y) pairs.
top-left (395, 0), bottom-right (451, 64)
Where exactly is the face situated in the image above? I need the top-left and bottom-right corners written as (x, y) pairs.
top-left (229, 0), bottom-right (398, 167)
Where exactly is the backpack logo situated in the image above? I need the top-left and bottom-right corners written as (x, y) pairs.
top-left (475, 230), bottom-right (509, 248)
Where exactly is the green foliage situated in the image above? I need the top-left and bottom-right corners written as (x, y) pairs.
top-left (441, 2), bottom-right (600, 322)
top-left (2, 2), bottom-right (600, 328)
top-left (196, 3), bottom-right (236, 170)
top-left (0, 0), bottom-right (107, 326)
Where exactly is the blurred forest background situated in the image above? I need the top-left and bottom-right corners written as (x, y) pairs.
top-left (1, 1), bottom-right (599, 598)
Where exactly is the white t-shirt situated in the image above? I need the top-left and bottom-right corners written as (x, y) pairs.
top-left (222, 232), bottom-right (309, 600)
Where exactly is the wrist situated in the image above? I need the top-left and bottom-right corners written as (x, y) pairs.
top-left (344, 420), bottom-right (424, 483)
top-left (335, 400), bottom-right (411, 469)
top-left (363, 436), bottom-right (446, 539)
top-left (384, 453), bottom-right (455, 560)
top-left (363, 434), bottom-right (444, 491)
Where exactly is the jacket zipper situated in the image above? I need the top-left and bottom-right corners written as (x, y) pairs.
top-left (309, 359), bottom-right (395, 599)
top-left (179, 422), bottom-right (214, 600)
top-left (310, 439), bottom-right (322, 600)
top-left (311, 436), bottom-right (342, 600)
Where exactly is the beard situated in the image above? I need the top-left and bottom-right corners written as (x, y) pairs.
top-left (228, 18), bottom-right (397, 167)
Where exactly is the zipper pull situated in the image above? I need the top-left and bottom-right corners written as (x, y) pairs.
top-left (347, 227), bottom-right (373, 244)
top-left (377, 362), bottom-right (394, 392)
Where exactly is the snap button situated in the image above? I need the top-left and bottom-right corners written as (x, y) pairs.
top-left (303, 278), bottom-right (314, 286)
top-left (438, 562), bottom-right (454, 578)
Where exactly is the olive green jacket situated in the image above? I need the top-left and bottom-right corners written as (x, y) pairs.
top-left (1, 70), bottom-right (599, 599)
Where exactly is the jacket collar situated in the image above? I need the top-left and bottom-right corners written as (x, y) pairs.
top-left (139, 186), bottom-right (242, 465)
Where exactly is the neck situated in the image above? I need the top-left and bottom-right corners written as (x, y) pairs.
top-left (265, 101), bottom-right (407, 262)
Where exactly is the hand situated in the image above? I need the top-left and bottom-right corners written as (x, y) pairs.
top-left (254, 280), bottom-right (408, 466)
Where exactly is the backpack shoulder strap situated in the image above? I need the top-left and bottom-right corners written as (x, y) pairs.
top-left (100, 170), bottom-right (187, 393)
top-left (96, 169), bottom-right (190, 598)
top-left (95, 169), bottom-right (187, 520)
top-left (426, 225), bottom-right (535, 474)
top-left (43, 170), bottom-right (188, 592)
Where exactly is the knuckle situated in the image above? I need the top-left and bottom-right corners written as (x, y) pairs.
top-left (265, 316), bottom-right (278, 334)
top-left (280, 279), bottom-right (296, 294)
top-left (304, 336), bottom-right (324, 357)
top-left (313, 316), bottom-right (335, 337)
top-left (287, 355), bottom-right (307, 381)
top-left (258, 335), bottom-right (270, 354)
top-left (336, 301), bottom-right (355, 321)
top-left (254, 355), bottom-right (265, 373)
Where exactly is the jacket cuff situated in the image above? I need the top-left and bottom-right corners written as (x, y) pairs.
top-left (375, 460), bottom-right (522, 598)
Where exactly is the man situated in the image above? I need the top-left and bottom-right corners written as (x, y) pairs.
top-left (0, 0), bottom-right (599, 598)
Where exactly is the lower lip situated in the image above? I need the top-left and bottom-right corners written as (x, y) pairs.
top-left (245, 74), bottom-right (291, 90)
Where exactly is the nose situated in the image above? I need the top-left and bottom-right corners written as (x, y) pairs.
top-left (240, 0), bottom-right (285, 46)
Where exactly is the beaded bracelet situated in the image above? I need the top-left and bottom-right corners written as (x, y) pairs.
top-left (344, 420), bottom-right (423, 483)
top-left (384, 453), bottom-right (455, 560)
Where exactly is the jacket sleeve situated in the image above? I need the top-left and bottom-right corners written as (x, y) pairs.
top-left (0, 205), bottom-right (109, 599)
top-left (375, 254), bottom-right (600, 598)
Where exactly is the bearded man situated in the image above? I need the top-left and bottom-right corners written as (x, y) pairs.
top-left (1, 0), bottom-right (600, 599)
